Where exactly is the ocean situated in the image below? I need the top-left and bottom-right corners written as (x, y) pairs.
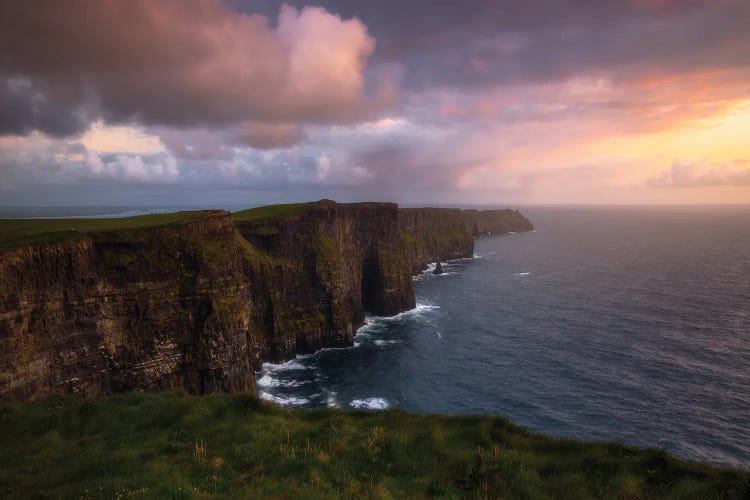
top-left (4, 204), bottom-right (748, 468)
top-left (257, 206), bottom-right (750, 469)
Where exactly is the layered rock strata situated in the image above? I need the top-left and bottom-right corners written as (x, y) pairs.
top-left (0, 201), bottom-right (533, 399)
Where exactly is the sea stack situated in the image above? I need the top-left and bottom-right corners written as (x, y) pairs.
top-left (433, 261), bottom-right (444, 275)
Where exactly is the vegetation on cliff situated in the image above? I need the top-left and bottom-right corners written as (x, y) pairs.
top-left (0, 211), bottom-right (217, 250)
top-left (0, 201), bottom-right (533, 400)
top-left (0, 393), bottom-right (747, 499)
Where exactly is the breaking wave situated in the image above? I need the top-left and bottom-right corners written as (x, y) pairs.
top-left (350, 398), bottom-right (389, 410)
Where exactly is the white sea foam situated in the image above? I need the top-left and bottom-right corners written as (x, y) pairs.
top-left (325, 390), bottom-right (339, 408)
top-left (256, 374), bottom-right (276, 387)
top-left (354, 302), bottom-right (439, 340)
top-left (350, 397), bottom-right (389, 410)
top-left (258, 391), bottom-right (310, 406)
top-left (382, 301), bottom-right (439, 321)
top-left (256, 374), bottom-right (311, 388)
top-left (515, 272), bottom-right (531, 276)
top-left (413, 256), bottom-right (473, 282)
top-left (374, 339), bottom-right (401, 346)
top-left (261, 359), bottom-right (308, 372)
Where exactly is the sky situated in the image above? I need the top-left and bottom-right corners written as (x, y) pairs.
top-left (1, 0), bottom-right (749, 207)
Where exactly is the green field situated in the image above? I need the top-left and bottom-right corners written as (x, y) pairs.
top-left (0, 393), bottom-right (746, 499)
top-left (0, 211), bottom-right (216, 251)
top-left (232, 202), bottom-right (309, 223)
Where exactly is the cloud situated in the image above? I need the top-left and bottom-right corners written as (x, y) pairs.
top-left (649, 158), bottom-right (750, 188)
top-left (0, 131), bottom-right (375, 194)
top-left (85, 151), bottom-right (179, 184)
top-left (156, 122), bottom-right (305, 161)
top-left (0, 1), bottom-right (381, 137)
top-left (358, 0), bottom-right (750, 89)
top-left (231, 122), bottom-right (306, 150)
top-left (0, 75), bottom-right (97, 137)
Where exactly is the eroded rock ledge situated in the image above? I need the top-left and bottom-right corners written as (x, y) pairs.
top-left (0, 200), bottom-right (533, 399)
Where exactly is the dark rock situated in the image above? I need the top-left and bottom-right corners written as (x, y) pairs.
top-left (433, 261), bottom-right (444, 275)
top-left (0, 200), bottom-right (534, 400)
top-left (398, 207), bottom-right (474, 275)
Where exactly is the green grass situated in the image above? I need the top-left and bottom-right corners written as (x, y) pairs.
top-left (0, 393), bottom-right (746, 499)
top-left (0, 211), bottom-right (217, 251)
top-left (232, 203), bottom-right (310, 222)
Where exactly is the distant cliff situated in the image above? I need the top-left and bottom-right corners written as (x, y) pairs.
top-left (0, 201), bottom-right (533, 400)
top-left (462, 208), bottom-right (535, 236)
top-left (398, 207), bottom-right (535, 274)
top-left (398, 208), bottom-right (475, 275)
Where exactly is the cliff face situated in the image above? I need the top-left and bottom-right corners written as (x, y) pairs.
top-left (397, 207), bottom-right (535, 274)
top-left (462, 208), bottom-right (535, 235)
top-left (0, 212), bottom-right (256, 400)
top-left (398, 208), bottom-right (475, 275)
top-left (236, 200), bottom-right (415, 363)
top-left (0, 201), bottom-right (533, 400)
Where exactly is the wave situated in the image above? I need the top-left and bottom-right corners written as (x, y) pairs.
top-left (413, 263), bottom-right (436, 282)
top-left (260, 359), bottom-right (309, 372)
top-left (257, 374), bottom-right (311, 389)
top-left (325, 390), bottom-right (339, 408)
top-left (350, 397), bottom-right (389, 410)
top-left (258, 391), bottom-right (310, 406)
top-left (371, 302), bottom-right (440, 323)
top-left (257, 301), bottom-right (439, 409)
top-left (374, 339), bottom-right (401, 346)
top-left (516, 272), bottom-right (531, 276)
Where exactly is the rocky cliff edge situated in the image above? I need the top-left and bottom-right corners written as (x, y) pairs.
top-left (0, 200), bottom-right (533, 399)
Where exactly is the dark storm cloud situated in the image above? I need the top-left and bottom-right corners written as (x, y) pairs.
top-left (0, 0), bottom-right (382, 137)
top-left (2, 0), bottom-right (748, 139)
top-left (243, 0), bottom-right (750, 89)
top-left (1, 0), bottom-right (749, 206)
top-left (156, 123), bottom-right (305, 161)
top-left (0, 76), bottom-right (95, 137)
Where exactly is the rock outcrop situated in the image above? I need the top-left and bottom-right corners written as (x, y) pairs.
top-left (462, 208), bottom-right (535, 236)
top-left (398, 208), bottom-right (474, 275)
top-left (0, 212), bottom-right (255, 400)
top-left (0, 200), bottom-right (533, 400)
top-left (235, 200), bottom-right (415, 363)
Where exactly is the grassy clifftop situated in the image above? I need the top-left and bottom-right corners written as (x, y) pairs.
top-left (0, 211), bottom-right (219, 251)
top-left (0, 393), bottom-right (746, 499)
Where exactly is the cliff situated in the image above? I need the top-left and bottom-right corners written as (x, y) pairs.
top-left (0, 201), bottom-right (533, 400)
top-left (398, 206), bottom-right (535, 274)
top-left (398, 208), bottom-right (474, 275)
top-left (462, 208), bottom-right (535, 235)
top-left (0, 211), bottom-right (256, 399)
top-left (234, 200), bottom-right (415, 363)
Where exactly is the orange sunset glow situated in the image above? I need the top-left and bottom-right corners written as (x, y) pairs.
top-left (0, 0), bottom-right (748, 206)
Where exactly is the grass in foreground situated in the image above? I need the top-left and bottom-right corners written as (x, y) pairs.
top-left (0, 393), bottom-right (746, 499)
top-left (0, 211), bottom-right (216, 251)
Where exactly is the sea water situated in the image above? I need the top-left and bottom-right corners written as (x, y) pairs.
top-left (257, 206), bottom-right (750, 468)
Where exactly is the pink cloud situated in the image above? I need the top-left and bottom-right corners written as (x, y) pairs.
top-left (0, 1), bottom-right (383, 133)
top-left (649, 158), bottom-right (750, 188)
